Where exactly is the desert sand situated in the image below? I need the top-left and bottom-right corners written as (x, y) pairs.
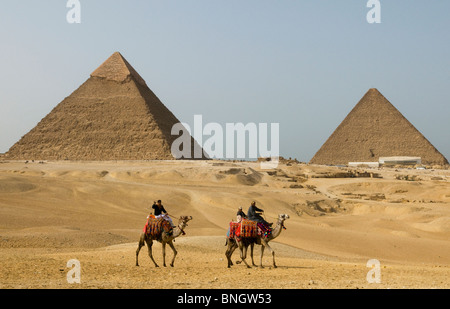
top-left (0, 159), bottom-right (449, 289)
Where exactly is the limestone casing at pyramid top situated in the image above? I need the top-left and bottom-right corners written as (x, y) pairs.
top-left (90, 52), bottom-right (147, 86)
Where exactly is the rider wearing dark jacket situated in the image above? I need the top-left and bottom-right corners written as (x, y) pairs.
top-left (247, 201), bottom-right (272, 227)
top-left (236, 207), bottom-right (247, 219)
top-left (152, 200), bottom-right (168, 216)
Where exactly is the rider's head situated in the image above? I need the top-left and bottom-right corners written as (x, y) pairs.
top-left (251, 201), bottom-right (256, 206)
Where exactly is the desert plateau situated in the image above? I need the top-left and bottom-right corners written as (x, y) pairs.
top-left (0, 159), bottom-right (449, 289)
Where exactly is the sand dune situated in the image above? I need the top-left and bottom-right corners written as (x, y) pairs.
top-left (0, 160), bottom-right (449, 288)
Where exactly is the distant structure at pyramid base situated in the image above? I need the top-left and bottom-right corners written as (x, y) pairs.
top-left (5, 52), bottom-right (207, 161)
top-left (309, 88), bottom-right (448, 166)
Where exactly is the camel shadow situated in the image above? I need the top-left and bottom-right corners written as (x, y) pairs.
top-left (233, 262), bottom-right (315, 270)
top-left (276, 265), bottom-right (315, 270)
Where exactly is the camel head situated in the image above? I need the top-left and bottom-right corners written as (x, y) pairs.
top-left (278, 214), bottom-right (290, 221)
top-left (277, 214), bottom-right (290, 227)
top-left (178, 216), bottom-right (193, 229)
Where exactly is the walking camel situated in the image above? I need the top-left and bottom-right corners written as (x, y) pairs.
top-left (136, 215), bottom-right (192, 267)
top-left (225, 214), bottom-right (290, 268)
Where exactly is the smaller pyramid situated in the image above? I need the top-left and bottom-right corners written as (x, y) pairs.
top-left (6, 52), bottom-right (205, 161)
top-left (310, 88), bottom-right (448, 166)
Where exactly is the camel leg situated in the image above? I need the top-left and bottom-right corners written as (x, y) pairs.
top-left (261, 239), bottom-right (276, 268)
top-left (135, 234), bottom-right (145, 266)
top-left (260, 245), bottom-right (265, 268)
top-left (238, 242), bottom-right (251, 268)
top-left (225, 249), bottom-right (231, 268)
top-left (234, 244), bottom-right (242, 265)
top-left (146, 238), bottom-right (159, 267)
top-left (168, 240), bottom-right (177, 267)
top-left (230, 242), bottom-right (237, 265)
top-left (162, 242), bottom-right (167, 267)
top-left (224, 239), bottom-right (231, 267)
top-left (225, 240), bottom-right (238, 268)
top-left (225, 241), bottom-right (233, 268)
top-left (250, 243), bottom-right (257, 267)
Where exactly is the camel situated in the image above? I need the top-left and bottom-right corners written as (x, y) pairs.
top-left (136, 215), bottom-right (192, 267)
top-left (225, 214), bottom-right (290, 268)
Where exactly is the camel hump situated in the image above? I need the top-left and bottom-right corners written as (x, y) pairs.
top-left (145, 218), bottom-right (173, 239)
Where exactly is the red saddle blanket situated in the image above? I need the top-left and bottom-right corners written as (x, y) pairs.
top-left (239, 219), bottom-right (258, 238)
top-left (228, 222), bottom-right (240, 238)
top-left (228, 220), bottom-right (272, 239)
top-left (143, 218), bottom-right (173, 239)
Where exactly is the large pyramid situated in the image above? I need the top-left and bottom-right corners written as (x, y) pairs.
top-left (6, 52), bottom-right (204, 160)
top-left (310, 88), bottom-right (448, 166)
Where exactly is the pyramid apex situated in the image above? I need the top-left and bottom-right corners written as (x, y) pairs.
top-left (366, 88), bottom-right (382, 94)
top-left (360, 88), bottom-right (389, 104)
top-left (91, 52), bottom-right (146, 85)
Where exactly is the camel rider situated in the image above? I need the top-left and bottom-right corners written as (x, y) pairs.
top-left (236, 206), bottom-right (247, 222)
top-left (247, 201), bottom-right (272, 227)
top-left (152, 200), bottom-right (176, 227)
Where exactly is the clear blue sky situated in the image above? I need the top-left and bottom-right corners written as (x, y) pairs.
top-left (1, 1), bottom-right (449, 162)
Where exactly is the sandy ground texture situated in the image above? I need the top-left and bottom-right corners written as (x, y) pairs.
top-left (0, 160), bottom-right (449, 289)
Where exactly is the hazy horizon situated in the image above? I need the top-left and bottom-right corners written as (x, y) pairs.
top-left (1, 1), bottom-right (449, 162)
